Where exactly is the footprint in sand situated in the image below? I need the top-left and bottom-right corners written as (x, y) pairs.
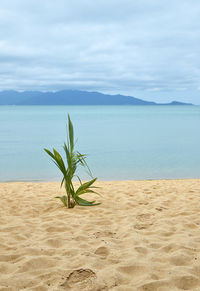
top-left (94, 246), bottom-right (109, 257)
top-left (17, 257), bottom-right (56, 273)
top-left (45, 238), bottom-right (64, 248)
top-left (138, 280), bottom-right (170, 291)
top-left (161, 243), bottom-right (179, 253)
top-left (134, 214), bottom-right (154, 231)
top-left (136, 213), bottom-right (152, 222)
top-left (173, 275), bottom-right (200, 290)
top-left (117, 264), bottom-right (146, 277)
top-left (169, 252), bottom-right (192, 266)
top-left (61, 269), bottom-right (96, 289)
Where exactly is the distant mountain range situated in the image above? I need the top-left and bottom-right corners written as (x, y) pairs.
top-left (0, 90), bottom-right (193, 105)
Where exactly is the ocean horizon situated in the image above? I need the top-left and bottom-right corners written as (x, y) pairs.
top-left (0, 105), bottom-right (200, 182)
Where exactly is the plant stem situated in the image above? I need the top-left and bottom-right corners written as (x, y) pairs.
top-left (66, 193), bottom-right (69, 208)
top-left (65, 181), bottom-right (74, 208)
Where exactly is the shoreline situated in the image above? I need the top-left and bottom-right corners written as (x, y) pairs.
top-left (1, 177), bottom-right (200, 183)
top-left (1, 179), bottom-right (200, 290)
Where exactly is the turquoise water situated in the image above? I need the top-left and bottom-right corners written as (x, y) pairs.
top-left (0, 105), bottom-right (199, 181)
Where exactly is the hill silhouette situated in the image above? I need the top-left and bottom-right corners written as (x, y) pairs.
top-left (0, 90), bottom-right (192, 105)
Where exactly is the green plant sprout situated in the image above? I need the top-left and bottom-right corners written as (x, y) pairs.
top-left (44, 114), bottom-right (100, 208)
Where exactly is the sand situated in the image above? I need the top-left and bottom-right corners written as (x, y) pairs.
top-left (0, 179), bottom-right (200, 291)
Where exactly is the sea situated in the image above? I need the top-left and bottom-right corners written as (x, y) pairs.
top-left (0, 105), bottom-right (200, 182)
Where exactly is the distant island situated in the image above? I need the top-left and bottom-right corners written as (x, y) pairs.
top-left (0, 90), bottom-right (193, 105)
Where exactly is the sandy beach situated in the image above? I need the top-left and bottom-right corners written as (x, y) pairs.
top-left (0, 179), bottom-right (200, 291)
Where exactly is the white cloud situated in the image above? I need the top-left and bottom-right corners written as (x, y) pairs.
top-left (147, 88), bottom-right (161, 92)
top-left (0, 0), bottom-right (200, 103)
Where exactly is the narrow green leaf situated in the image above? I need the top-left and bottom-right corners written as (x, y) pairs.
top-left (75, 178), bottom-right (97, 195)
top-left (75, 175), bottom-right (82, 185)
top-left (60, 177), bottom-right (65, 188)
top-left (44, 148), bottom-right (56, 160)
top-left (75, 196), bottom-right (100, 206)
top-left (55, 195), bottom-right (68, 207)
top-left (68, 114), bottom-right (74, 151)
top-left (53, 148), bottom-right (66, 175)
top-left (77, 151), bottom-right (93, 177)
top-left (77, 189), bottom-right (101, 196)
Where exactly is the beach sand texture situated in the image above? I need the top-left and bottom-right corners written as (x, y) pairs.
top-left (0, 179), bottom-right (200, 291)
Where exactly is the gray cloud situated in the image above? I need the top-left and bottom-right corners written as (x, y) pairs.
top-left (0, 0), bottom-right (200, 103)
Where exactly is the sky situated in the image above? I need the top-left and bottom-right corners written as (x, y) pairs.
top-left (0, 0), bottom-right (200, 104)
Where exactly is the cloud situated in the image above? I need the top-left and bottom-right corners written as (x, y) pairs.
top-left (0, 0), bottom-right (200, 103)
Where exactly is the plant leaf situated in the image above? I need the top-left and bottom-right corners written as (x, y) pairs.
top-left (55, 195), bottom-right (68, 207)
top-left (75, 196), bottom-right (101, 206)
top-left (77, 151), bottom-right (93, 177)
top-left (75, 178), bottom-right (97, 196)
top-left (52, 148), bottom-right (66, 176)
top-left (60, 177), bottom-right (65, 188)
top-left (44, 148), bottom-right (55, 160)
top-left (68, 114), bottom-right (74, 152)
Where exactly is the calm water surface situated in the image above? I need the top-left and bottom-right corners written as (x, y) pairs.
top-left (0, 105), bottom-right (199, 181)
